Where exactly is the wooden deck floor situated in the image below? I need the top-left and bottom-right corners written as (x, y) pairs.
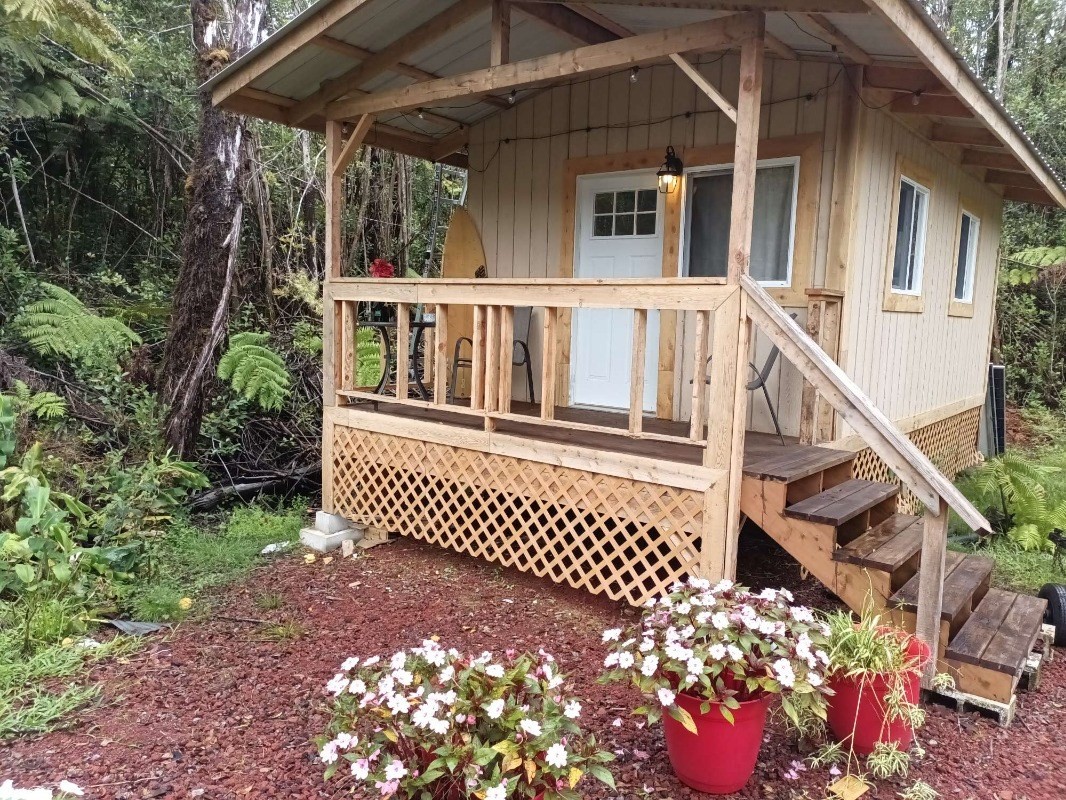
top-left (342, 397), bottom-right (804, 468)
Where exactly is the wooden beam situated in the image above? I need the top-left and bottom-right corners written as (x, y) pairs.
top-left (211, 0), bottom-right (376, 104)
top-left (1002, 186), bottom-right (1057, 206)
top-left (562, 3), bottom-right (631, 37)
top-left (289, 0), bottom-right (490, 125)
top-left (797, 13), bottom-right (872, 64)
top-left (915, 501), bottom-right (948, 687)
top-left (764, 33), bottom-right (798, 60)
top-left (515, 2), bottom-right (617, 44)
top-left (930, 123), bottom-right (1001, 147)
top-left (670, 53), bottom-right (738, 123)
top-left (518, 0), bottom-right (868, 12)
top-left (864, 64), bottom-right (949, 95)
top-left (491, 0), bottom-right (511, 65)
top-left (327, 12), bottom-right (760, 118)
top-left (332, 114), bottom-right (374, 176)
top-left (863, 0), bottom-right (1066, 208)
top-left (985, 169), bottom-right (1043, 189)
top-left (432, 127), bottom-right (471, 161)
top-left (961, 149), bottom-right (1026, 171)
top-left (889, 92), bottom-right (972, 118)
top-left (726, 32), bottom-right (764, 282)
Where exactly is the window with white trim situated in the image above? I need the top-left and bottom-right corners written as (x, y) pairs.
top-left (891, 176), bottom-right (930, 294)
top-left (683, 158), bottom-right (799, 286)
top-left (953, 210), bottom-right (980, 303)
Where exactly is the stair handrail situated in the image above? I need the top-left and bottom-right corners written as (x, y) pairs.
top-left (741, 275), bottom-right (990, 533)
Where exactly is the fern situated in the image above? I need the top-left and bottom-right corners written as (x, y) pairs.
top-left (11, 381), bottom-right (66, 421)
top-left (12, 283), bottom-right (141, 373)
top-left (217, 332), bottom-right (292, 412)
top-left (962, 452), bottom-right (1066, 550)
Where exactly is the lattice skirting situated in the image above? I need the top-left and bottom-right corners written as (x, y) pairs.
top-left (330, 425), bottom-right (705, 606)
top-left (852, 406), bottom-right (983, 514)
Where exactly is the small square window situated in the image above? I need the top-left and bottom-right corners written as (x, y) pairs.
top-left (891, 176), bottom-right (929, 295)
top-left (593, 215), bottom-right (613, 237)
top-left (594, 192), bottom-right (614, 214)
top-left (636, 212), bottom-right (656, 235)
top-left (637, 189), bottom-right (657, 212)
top-left (614, 214), bottom-right (635, 236)
top-left (954, 211), bottom-right (980, 303)
top-left (615, 190), bottom-right (636, 213)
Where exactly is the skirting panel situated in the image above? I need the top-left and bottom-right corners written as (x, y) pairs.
top-left (330, 424), bottom-right (705, 606)
top-left (852, 406), bottom-right (982, 514)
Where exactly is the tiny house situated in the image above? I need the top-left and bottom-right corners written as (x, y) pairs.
top-left (209, 0), bottom-right (1064, 708)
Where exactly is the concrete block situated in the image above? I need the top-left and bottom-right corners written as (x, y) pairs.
top-left (300, 523), bottom-right (365, 553)
top-left (315, 511), bottom-right (356, 535)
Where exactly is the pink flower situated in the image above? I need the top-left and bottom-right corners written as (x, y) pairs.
top-left (829, 765), bottom-right (842, 777)
top-left (375, 779), bottom-right (399, 796)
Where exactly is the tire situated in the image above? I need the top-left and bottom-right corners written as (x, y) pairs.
top-left (1038, 583), bottom-right (1066, 647)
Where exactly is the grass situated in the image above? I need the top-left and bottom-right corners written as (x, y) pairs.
top-left (0, 626), bottom-right (139, 739)
top-left (119, 502), bottom-right (306, 622)
top-left (952, 537), bottom-right (1066, 594)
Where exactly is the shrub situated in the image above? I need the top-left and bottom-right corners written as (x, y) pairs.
top-left (318, 641), bottom-right (615, 800)
top-left (600, 578), bottom-right (831, 732)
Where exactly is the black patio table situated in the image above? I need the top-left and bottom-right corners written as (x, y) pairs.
top-left (363, 318), bottom-right (436, 400)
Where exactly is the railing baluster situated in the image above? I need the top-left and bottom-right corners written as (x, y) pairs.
top-left (689, 309), bottom-right (710, 440)
top-left (541, 307), bottom-right (558, 420)
top-left (337, 300), bottom-right (356, 392)
top-left (396, 302), bottom-right (410, 400)
top-left (470, 305), bottom-right (487, 410)
top-left (434, 303), bottom-right (449, 405)
top-left (484, 306), bottom-right (500, 430)
top-left (498, 305), bottom-right (514, 414)
top-left (629, 308), bottom-right (647, 434)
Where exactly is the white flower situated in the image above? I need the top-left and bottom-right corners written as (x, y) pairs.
top-left (675, 602), bottom-right (692, 615)
top-left (772, 658), bottom-right (796, 688)
top-left (333, 731), bottom-right (355, 749)
top-left (348, 678), bottom-right (367, 695)
top-left (713, 579), bottom-right (734, 593)
top-left (686, 656), bottom-right (704, 675)
top-left (390, 652), bottom-right (406, 670)
top-left (393, 669), bottom-right (413, 686)
top-left (519, 718), bottom-right (542, 737)
top-left (758, 588), bottom-right (778, 601)
top-left (707, 643), bottom-right (727, 661)
top-left (612, 718), bottom-right (623, 727)
top-left (363, 655), bottom-right (381, 667)
top-left (425, 649), bottom-right (446, 666)
top-left (680, 625), bottom-right (695, 639)
top-left (385, 759), bottom-right (408, 781)
top-left (378, 675), bottom-right (395, 695)
top-left (617, 652), bottom-right (635, 669)
top-left (545, 743), bottom-right (569, 769)
top-left (695, 611), bottom-right (712, 625)
top-left (791, 605), bottom-right (815, 623)
top-left (727, 645), bottom-right (744, 661)
top-left (640, 654), bottom-right (659, 677)
top-left (711, 612), bottom-right (731, 631)
top-left (816, 649), bottom-right (830, 665)
top-left (58, 782), bottom-right (84, 797)
top-left (809, 672), bottom-right (823, 687)
top-left (485, 698), bottom-right (505, 719)
top-left (485, 781), bottom-right (508, 800)
top-left (602, 628), bottom-right (622, 642)
top-left (779, 588), bottom-right (794, 602)
top-left (485, 664), bottom-right (505, 678)
top-left (689, 577), bottom-right (711, 590)
top-left (319, 741), bottom-right (339, 764)
top-left (341, 656), bottom-right (360, 671)
top-left (639, 637), bottom-right (655, 652)
top-left (429, 717), bottom-right (450, 734)
top-left (326, 673), bottom-right (350, 696)
top-left (0, 783), bottom-right (52, 800)
top-left (603, 652), bottom-right (619, 668)
top-left (757, 619), bottom-right (777, 637)
top-left (388, 693), bottom-right (411, 714)
top-left (657, 687), bottom-right (676, 707)
top-left (351, 760), bottom-right (371, 780)
top-left (439, 665), bottom-right (455, 681)
top-left (564, 700), bottom-right (582, 719)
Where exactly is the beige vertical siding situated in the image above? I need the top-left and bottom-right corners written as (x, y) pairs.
top-left (840, 106), bottom-right (1001, 429)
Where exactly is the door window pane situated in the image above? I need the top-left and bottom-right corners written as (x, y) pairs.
top-left (686, 162), bottom-right (798, 285)
top-left (891, 177), bottom-right (929, 294)
top-left (591, 189), bottom-right (658, 238)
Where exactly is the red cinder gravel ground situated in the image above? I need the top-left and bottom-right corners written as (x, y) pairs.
top-left (2, 531), bottom-right (1064, 800)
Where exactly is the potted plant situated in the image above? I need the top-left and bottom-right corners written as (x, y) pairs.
top-left (601, 579), bottom-right (832, 794)
top-left (317, 640), bottom-right (615, 799)
top-left (369, 258), bottom-right (396, 323)
top-left (822, 609), bottom-right (932, 758)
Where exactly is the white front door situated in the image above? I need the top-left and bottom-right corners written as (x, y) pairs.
top-left (571, 172), bottom-right (662, 411)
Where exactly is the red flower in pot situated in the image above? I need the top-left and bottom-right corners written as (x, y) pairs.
top-left (601, 580), bottom-right (833, 794)
top-left (370, 258), bottom-right (396, 278)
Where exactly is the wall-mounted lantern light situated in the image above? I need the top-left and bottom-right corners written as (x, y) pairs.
top-left (656, 146), bottom-right (684, 194)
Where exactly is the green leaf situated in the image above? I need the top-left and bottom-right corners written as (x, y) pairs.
top-left (14, 563), bottom-right (34, 583)
top-left (669, 704), bottom-right (698, 734)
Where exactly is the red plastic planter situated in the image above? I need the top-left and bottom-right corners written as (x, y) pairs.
top-left (825, 633), bottom-right (931, 756)
top-left (661, 691), bottom-right (773, 794)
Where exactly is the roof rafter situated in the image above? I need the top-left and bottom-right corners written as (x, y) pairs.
top-left (516, 0), bottom-right (869, 13)
top-left (326, 12), bottom-right (762, 119)
top-left (889, 92), bottom-right (972, 117)
top-left (796, 13), bottom-right (872, 64)
top-left (513, 2), bottom-right (618, 44)
top-left (961, 149), bottom-right (1025, 171)
top-left (287, 0), bottom-right (491, 125)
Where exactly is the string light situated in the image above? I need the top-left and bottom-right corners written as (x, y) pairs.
top-left (508, 90), bottom-right (517, 105)
top-left (630, 67), bottom-right (640, 84)
top-left (417, 108), bottom-right (425, 119)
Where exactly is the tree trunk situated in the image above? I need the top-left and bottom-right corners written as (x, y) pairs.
top-left (159, 0), bottom-right (268, 457)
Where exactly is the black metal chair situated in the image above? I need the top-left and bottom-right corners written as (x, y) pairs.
top-left (449, 306), bottom-right (536, 404)
top-left (694, 312), bottom-right (797, 445)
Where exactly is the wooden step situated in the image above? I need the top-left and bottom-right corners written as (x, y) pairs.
top-left (891, 552), bottom-right (994, 624)
top-left (743, 445), bottom-right (855, 483)
top-left (784, 479), bottom-right (899, 526)
top-left (947, 588), bottom-right (1047, 676)
top-left (834, 514), bottom-right (923, 571)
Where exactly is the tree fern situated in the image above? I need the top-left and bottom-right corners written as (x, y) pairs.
top-left (12, 283), bottom-right (141, 374)
top-left (962, 453), bottom-right (1066, 550)
top-left (11, 381), bottom-right (66, 421)
top-left (217, 332), bottom-right (292, 412)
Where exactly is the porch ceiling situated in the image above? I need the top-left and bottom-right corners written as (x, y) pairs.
top-left (206, 0), bottom-right (1065, 207)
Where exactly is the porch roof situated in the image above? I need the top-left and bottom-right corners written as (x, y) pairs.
top-left (206, 0), bottom-right (1065, 208)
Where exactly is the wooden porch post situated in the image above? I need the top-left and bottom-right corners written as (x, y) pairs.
top-left (321, 119), bottom-right (344, 512)
top-left (916, 499), bottom-right (949, 686)
top-left (701, 20), bottom-right (764, 581)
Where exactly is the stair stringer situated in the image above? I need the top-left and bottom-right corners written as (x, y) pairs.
top-left (740, 475), bottom-right (895, 613)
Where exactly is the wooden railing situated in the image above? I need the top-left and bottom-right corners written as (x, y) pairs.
top-left (325, 278), bottom-right (738, 450)
top-left (741, 274), bottom-right (990, 684)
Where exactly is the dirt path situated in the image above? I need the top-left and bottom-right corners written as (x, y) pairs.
top-left (2, 537), bottom-right (1063, 799)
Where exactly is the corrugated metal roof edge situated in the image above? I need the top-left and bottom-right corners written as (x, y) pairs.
top-left (201, 0), bottom-right (1065, 205)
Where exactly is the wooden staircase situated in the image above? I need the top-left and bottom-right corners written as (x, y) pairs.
top-left (741, 444), bottom-right (1047, 707)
